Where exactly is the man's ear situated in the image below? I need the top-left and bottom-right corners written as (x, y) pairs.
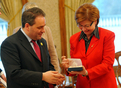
top-left (25, 23), bottom-right (30, 31)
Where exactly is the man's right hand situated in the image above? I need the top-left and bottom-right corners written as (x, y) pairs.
top-left (42, 71), bottom-right (65, 85)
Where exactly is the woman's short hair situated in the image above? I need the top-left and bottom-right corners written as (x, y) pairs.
top-left (75, 3), bottom-right (100, 26)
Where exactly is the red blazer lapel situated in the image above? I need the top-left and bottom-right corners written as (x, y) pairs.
top-left (86, 35), bottom-right (99, 56)
top-left (78, 39), bottom-right (86, 57)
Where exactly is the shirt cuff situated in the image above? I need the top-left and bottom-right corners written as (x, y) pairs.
top-left (0, 72), bottom-right (4, 76)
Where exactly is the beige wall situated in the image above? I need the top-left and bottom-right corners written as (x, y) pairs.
top-left (28, 0), bottom-right (62, 61)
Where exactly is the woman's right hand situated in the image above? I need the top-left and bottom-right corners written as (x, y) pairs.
top-left (61, 56), bottom-right (69, 69)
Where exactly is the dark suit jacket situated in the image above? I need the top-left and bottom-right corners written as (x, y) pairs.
top-left (1, 29), bottom-right (55, 88)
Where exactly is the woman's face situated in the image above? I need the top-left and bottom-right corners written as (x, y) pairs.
top-left (78, 20), bottom-right (96, 38)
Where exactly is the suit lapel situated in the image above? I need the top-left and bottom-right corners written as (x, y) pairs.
top-left (86, 36), bottom-right (99, 56)
top-left (17, 30), bottom-right (40, 61)
top-left (17, 30), bottom-right (49, 71)
top-left (37, 40), bottom-right (44, 62)
top-left (37, 39), bottom-right (49, 71)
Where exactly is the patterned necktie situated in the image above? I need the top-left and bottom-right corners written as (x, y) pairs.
top-left (31, 40), bottom-right (41, 62)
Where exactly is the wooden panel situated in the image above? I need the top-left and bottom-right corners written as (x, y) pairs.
top-left (59, 0), bottom-right (67, 57)
top-left (21, 0), bottom-right (28, 6)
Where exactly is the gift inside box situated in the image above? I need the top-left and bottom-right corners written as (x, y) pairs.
top-left (67, 58), bottom-right (83, 71)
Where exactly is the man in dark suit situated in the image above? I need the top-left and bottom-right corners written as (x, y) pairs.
top-left (1, 7), bottom-right (65, 88)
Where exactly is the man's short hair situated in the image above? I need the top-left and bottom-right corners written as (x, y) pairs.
top-left (22, 7), bottom-right (45, 28)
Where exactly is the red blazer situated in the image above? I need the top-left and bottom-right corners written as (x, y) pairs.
top-left (69, 27), bottom-right (117, 88)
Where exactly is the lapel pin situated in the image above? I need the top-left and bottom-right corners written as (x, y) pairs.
top-left (91, 44), bottom-right (94, 48)
top-left (40, 42), bottom-right (43, 46)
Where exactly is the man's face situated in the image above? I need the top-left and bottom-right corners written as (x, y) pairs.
top-left (27, 16), bottom-right (46, 40)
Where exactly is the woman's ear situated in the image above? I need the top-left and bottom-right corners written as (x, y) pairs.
top-left (94, 20), bottom-right (98, 26)
top-left (94, 20), bottom-right (97, 25)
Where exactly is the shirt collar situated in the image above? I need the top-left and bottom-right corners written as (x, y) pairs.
top-left (20, 28), bottom-right (32, 42)
top-left (79, 26), bottom-right (99, 41)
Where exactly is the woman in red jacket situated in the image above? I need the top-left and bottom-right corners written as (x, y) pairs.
top-left (62, 3), bottom-right (117, 88)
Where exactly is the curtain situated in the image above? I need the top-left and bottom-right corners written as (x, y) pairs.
top-left (65, 0), bottom-right (95, 58)
top-left (0, 0), bottom-right (22, 36)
